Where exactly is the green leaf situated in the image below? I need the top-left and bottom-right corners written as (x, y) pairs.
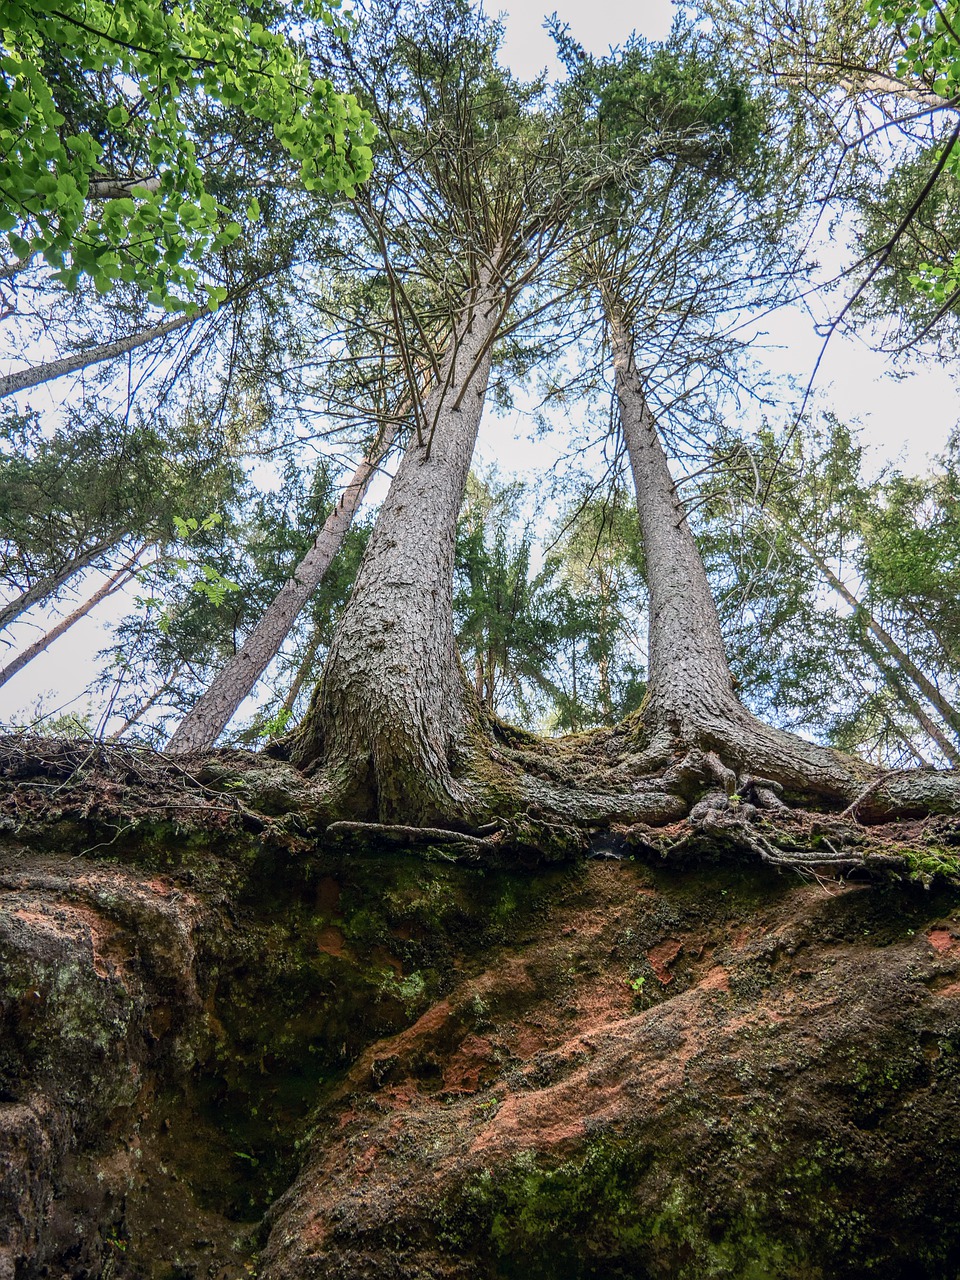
top-left (0, 0), bottom-right (372, 302)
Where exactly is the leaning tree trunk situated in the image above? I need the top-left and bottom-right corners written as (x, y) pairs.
top-left (781, 517), bottom-right (960, 755)
top-left (0, 312), bottom-right (201, 400)
top-left (0, 537), bottom-right (121, 634)
top-left (862, 634), bottom-right (960, 768)
top-left (0, 544), bottom-right (152, 689)
top-left (289, 268), bottom-right (506, 825)
top-left (106, 666), bottom-right (186, 741)
top-left (279, 625), bottom-right (324, 719)
top-left (165, 420), bottom-right (398, 755)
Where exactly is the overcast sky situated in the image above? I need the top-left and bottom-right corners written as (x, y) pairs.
top-left (497, 0), bottom-right (676, 78)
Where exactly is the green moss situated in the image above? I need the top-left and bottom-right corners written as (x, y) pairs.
top-left (145, 850), bottom-right (559, 1222)
top-left (899, 845), bottom-right (960, 888)
top-left (444, 1143), bottom-right (813, 1280)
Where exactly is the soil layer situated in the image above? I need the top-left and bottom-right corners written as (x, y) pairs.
top-left (2, 740), bottom-right (960, 1278)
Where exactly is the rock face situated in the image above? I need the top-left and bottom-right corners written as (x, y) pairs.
top-left (0, 851), bottom-right (254, 1280)
top-left (258, 860), bottom-right (960, 1280)
top-left (2, 781), bottom-right (960, 1278)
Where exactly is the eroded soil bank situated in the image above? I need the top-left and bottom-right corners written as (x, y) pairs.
top-left (3, 742), bottom-right (960, 1278)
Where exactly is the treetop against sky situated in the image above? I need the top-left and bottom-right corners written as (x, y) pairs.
top-left (0, 0), bottom-right (958, 763)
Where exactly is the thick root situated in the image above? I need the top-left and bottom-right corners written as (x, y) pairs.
top-left (3, 722), bottom-right (960, 883)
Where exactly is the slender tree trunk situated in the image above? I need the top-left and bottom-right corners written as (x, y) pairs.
top-left (862, 636), bottom-right (960, 768)
top-left (106, 669), bottom-right (184, 741)
top-left (0, 313), bottom-right (202, 400)
top-left (290, 267), bottom-right (506, 824)
top-left (280, 626), bottom-right (325, 718)
top-left (571, 640), bottom-right (578, 728)
top-left (0, 537), bottom-right (121, 634)
top-left (165, 421), bottom-right (398, 754)
top-left (597, 564), bottom-right (614, 724)
top-left (782, 520), bottom-right (960, 749)
top-left (0, 545), bottom-right (151, 689)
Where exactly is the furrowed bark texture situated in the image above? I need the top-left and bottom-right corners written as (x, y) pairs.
top-left (610, 313), bottom-right (876, 804)
top-left (290, 272), bottom-right (504, 823)
top-left (165, 423), bottom-right (397, 755)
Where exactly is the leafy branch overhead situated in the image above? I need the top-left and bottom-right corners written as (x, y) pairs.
top-left (0, 0), bottom-right (375, 305)
top-left (866, 0), bottom-right (960, 310)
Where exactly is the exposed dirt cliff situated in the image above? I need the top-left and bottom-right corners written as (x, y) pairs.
top-left (3, 738), bottom-right (960, 1279)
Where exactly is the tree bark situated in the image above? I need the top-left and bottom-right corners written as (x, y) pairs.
top-left (0, 255), bottom-right (29, 283)
top-left (88, 176), bottom-right (162, 199)
top-left (608, 308), bottom-right (880, 802)
top-left (0, 313), bottom-right (202, 400)
top-left (608, 312), bottom-right (960, 816)
top-left (289, 266), bottom-right (506, 824)
top-left (165, 422), bottom-right (398, 755)
top-left (609, 309), bottom-right (741, 739)
top-left (0, 545), bottom-right (151, 690)
top-left (0, 537), bottom-right (121, 634)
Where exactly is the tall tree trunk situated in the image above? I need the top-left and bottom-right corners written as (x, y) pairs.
top-left (0, 537), bottom-right (121, 634)
top-left (289, 268), bottom-right (506, 824)
top-left (609, 309), bottom-right (741, 740)
top-left (597, 564), bottom-right (614, 724)
top-left (607, 307), bottom-right (888, 804)
top-left (0, 545), bottom-right (151, 689)
top-left (0, 313), bottom-right (201, 400)
top-left (165, 422), bottom-right (398, 755)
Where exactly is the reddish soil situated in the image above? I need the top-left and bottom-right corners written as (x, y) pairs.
top-left (6, 820), bottom-right (960, 1280)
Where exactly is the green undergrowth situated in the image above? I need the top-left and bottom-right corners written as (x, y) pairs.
top-left (442, 1090), bottom-right (960, 1280)
top-left (445, 1143), bottom-right (805, 1280)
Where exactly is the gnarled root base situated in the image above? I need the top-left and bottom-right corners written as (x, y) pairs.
top-left (3, 713), bottom-right (960, 888)
top-left (311, 709), bottom-right (960, 884)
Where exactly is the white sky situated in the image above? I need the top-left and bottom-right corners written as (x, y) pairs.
top-left (2, 0), bottom-right (958, 730)
top-left (496, 0), bottom-right (676, 76)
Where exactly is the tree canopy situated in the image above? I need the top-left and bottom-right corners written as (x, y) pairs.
top-left (2, 0), bottom-right (959, 850)
top-left (0, 0), bottom-right (374, 304)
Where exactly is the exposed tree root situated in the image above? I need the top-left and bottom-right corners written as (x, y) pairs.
top-left (2, 726), bottom-right (959, 887)
top-left (325, 819), bottom-right (503, 860)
